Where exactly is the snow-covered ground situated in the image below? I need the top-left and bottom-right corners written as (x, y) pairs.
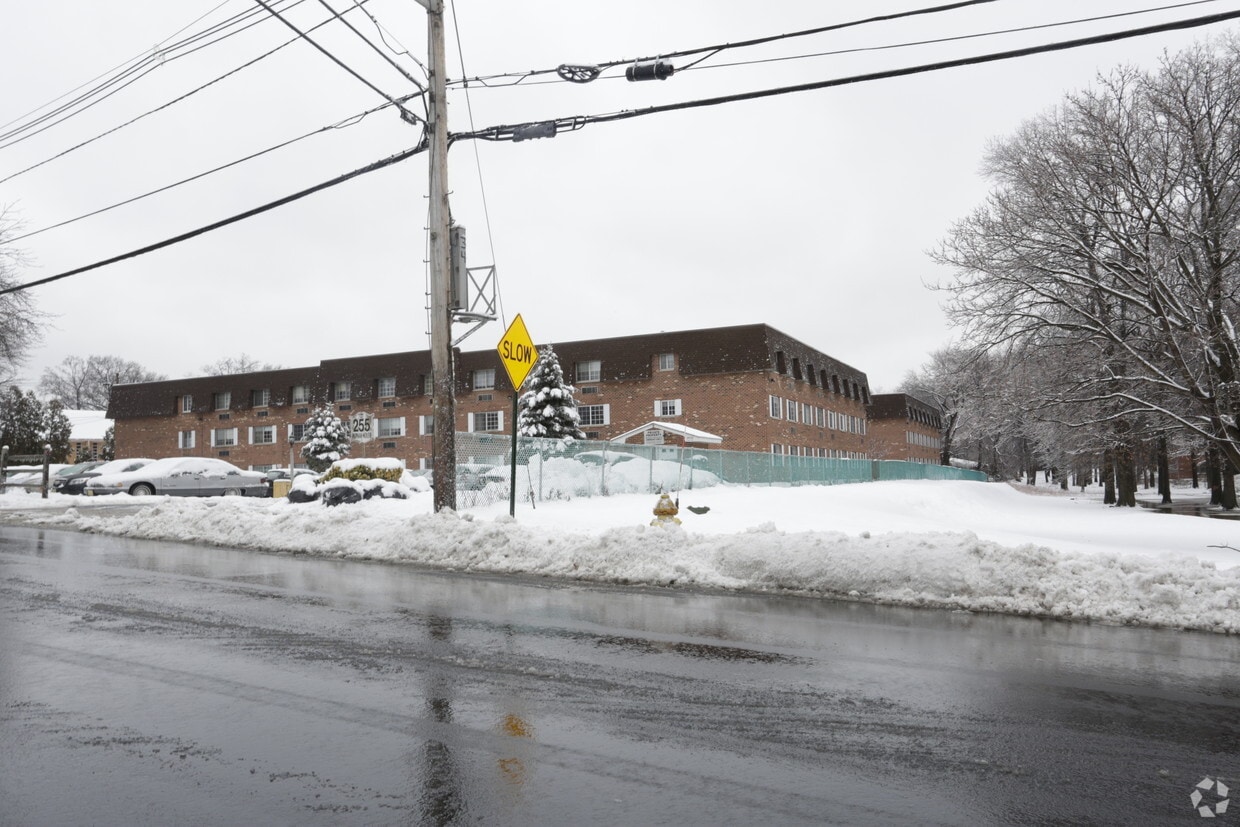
top-left (1, 479), bottom-right (1237, 635)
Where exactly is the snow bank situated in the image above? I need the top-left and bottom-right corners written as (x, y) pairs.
top-left (2, 481), bottom-right (1237, 634)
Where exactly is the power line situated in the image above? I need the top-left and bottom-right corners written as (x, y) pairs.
top-left (312, 0), bottom-right (428, 95)
top-left (253, 0), bottom-right (422, 125)
top-left (447, 0), bottom-right (1230, 89)
top-left (448, 0), bottom-right (504, 326)
top-left (0, 2), bottom-right (360, 184)
top-left (0, 0), bottom-right (305, 147)
top-left (454, 8), bottom-right (1240, 142)
top-left (0, 142), bottom-right (428, 298)
top-left (1, 96), bottom-right (418, 246)
top-left (678, 0), bottom-right (1234, 76)
top-left (448, 0), bottom-right (1000, 88)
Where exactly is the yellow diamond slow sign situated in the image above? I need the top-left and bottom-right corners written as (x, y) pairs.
top-left (497, 314), bottom-right (539, 390)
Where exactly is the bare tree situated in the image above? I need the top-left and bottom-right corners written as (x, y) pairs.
top-left (40, 355), bottom-right (166, 410)
top-left (0, 208), bottom-right (44, 384)
top-left (199, 354), bottom-right (283, 376)
top-left (934, 37), bottom-right (1240, 489)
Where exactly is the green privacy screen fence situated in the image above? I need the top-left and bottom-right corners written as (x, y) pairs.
top-left (450, 432), bottom-right (986, 509)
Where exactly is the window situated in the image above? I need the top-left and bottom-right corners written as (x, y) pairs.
top-left (775, 351), bottom-right (787, 374)
top-left (657, 353), bottom-right (675, 371)
top-left (251, 388), bottom-right (270, 408)
top-left (289, 423), bottom-right (306, 442)
top-left (249, 425), bottom-right (274, 445)
top-left (472, 368), bottom-right (495, 390)
top-left (378, 377), bottom-right (396, 398)
top-left (291, 385), bottom-right (309, 405)
top-left (378, 416), bottom-right (405, 437)
top-left (419, 415), bottom-right (435, 435)
top-left (181, 395), bottom-right (193, 414)
top-left (422, 374), bottom-right (433, 396)
top-left (786, 399), bottom-right (797, 423)
top-left (470, 411), bottom-right (503, 432)
top-left (178, 430), bottom-right (196, 449)
top-left (579, 404), bottom-right (610, 426)
top-left (211, 428), bottom-right (237, 447)
top-left (576, 360), bottom-right (601, 383)
top-left (769, 395), bottom-right (782, 419)
top-left (654, 399), bottom-right (682, 417)
top-left (792, 358), bottom-right (802, 380)
top-left (213, 391), bottom-right (231, 411)
top-left (333, 381), bottom-right (351, 402)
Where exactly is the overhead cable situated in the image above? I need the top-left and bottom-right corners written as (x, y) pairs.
top-left (253, 0), bottom-right (422, 124)
top-left (454, 9), bottom-right (1240, 142)
top-left (449, 0), bottom-right (999, 88)
top-left (1, 95), bottom-right (419, 245)
top-left (0, 143), bottom-right (428, 298)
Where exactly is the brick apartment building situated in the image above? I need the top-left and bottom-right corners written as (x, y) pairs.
top-left (107, 323), bottom-right (876, 469)
top-left (865, 393), bottom-right (945, 464)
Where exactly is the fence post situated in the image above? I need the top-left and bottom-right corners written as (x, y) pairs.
top-left (42, 444), bottom-right (52, 499)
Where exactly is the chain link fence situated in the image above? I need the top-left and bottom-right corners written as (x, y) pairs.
top-left (450, 433), bottom-right (986, 510)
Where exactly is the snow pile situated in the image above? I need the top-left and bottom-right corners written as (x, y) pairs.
top-left (2, 480), bottom-right (1238, 634)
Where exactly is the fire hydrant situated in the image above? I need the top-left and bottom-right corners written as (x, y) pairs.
top-left (651, 492), bottom-right (681, 526)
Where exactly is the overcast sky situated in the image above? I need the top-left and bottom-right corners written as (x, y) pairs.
top-left (4, 0), bottom-right (1240, 394)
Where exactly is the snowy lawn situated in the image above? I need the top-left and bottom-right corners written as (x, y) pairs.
top-left (1, 479), bottom-right (1237, 635)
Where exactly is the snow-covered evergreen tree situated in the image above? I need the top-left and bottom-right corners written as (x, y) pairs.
top-left (300, 406), bottom-right (350, 472)
top-left (517, 345), bottom-right (585, 443)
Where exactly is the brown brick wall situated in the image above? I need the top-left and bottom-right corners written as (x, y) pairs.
top-left (116, 356), bottom-right (877, 467)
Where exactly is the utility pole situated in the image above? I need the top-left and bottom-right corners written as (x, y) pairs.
top-left (424, 0), bottom-right (456, 512)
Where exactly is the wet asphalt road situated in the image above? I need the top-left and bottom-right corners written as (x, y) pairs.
top-left (0, 526), bottom-right (1237, 826)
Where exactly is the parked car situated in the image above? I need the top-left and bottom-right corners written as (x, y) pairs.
top-left (259, 467), bottom-right (319, 497)
top-left (54, 458), bottom-right (156, 495)
top-left (5, 461), bottom-right (106, 493)
top-left (84, 457), bottom-right (266, 497)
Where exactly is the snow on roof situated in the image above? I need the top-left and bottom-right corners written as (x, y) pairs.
top-left (608, 422), bottom-right (723, 445)
top-left (64, 410), bottom-right (111, 441)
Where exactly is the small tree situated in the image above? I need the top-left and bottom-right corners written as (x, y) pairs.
top-left (43, 399), bottom-right (71, 462)
top-left (0, 386), bottom-right (45, 455)
top-left (300, 406), bottom-right (350, 472)
top-left (101, 424), bottom-right (116, 461)
top-left (517, 345), bottom-right (585, 443)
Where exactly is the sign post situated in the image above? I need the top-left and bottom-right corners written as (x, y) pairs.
top-left (497, 314), bottom-right (538, 517)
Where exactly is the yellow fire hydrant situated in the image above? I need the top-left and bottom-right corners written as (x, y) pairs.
top-left (651, 492), bottom-right (682, 526)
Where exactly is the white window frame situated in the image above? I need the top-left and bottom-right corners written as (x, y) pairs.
top-left (251, 388), bottom-right (270, 408)
top-left (333, 381), bottom-right (352, 402)
top-left (654, 399), bottom-right (682, 417)
top-left (249, 425), bottom-right (275, 445)
top-left (213, 391), bottom-right (231, 411)
top-left (288, 423), bottom-right (306, 442)
top-left (211, 427), bottom-right (238, 447)
top-left (419, 415), bottom-right (435, 436)
top-left (377, 377), bottom-right (396, 398)
top-left (473, 368), bottom-right (496, 390)
top-left (181, 395), bottom-right (194, 413)
top-left (786, 399), bottom-right (798, 423)
top-left (657, 353), bottom-right (675, 371)
top-left (579, 404), bottom-right (610, 427)
top-left (468, 411), bottom-right (504, 432)
top-left (576, 360), bottom-right (601, 383)
top-left (178, 430), bottom-right (196, 449)
top-left (291, 385), bottom-right (310, 405)
top-left (377, 416), bottom-right (406, 438)
top-left (769, 395), bottom-right (782, 419)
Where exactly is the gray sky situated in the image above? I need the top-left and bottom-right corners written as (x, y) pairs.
top-left (4, 0), bottom-right (1240, 394)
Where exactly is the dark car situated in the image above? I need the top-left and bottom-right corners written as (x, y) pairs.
top-left (54, 458), bottom-right (155, 495)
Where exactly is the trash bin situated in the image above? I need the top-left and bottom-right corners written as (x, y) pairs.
top-left (272, 479), bottom-right (292, 498)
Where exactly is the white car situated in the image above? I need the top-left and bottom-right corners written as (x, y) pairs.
top-left (84, 457), bottom-right (266, 497)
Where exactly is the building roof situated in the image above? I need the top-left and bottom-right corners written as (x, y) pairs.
top-left (867, 393), bottom-right (944, 426)
top-left (107, 323), bottom-right (871, 418)
top-left (608, 422), bottom-right (724, 445)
